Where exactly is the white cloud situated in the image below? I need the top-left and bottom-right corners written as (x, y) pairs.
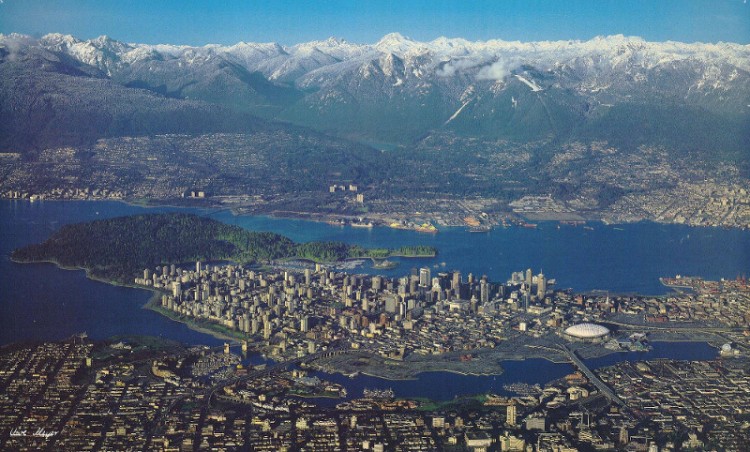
top-left (436, 58), bottom-right (478, 77)
top-left (476, 59), bottom-right (517, 81)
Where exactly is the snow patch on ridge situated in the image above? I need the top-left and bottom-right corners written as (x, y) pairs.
top-left (514, 75), bottom-right (543, 92)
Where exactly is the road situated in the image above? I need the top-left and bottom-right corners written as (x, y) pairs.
top-left (558, 344), bottom-right (626, 407)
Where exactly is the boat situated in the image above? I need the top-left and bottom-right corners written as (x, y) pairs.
top-left (521, 223), bottom-right (537, 229)
top-left (373, 260), bottom-right (398, 270)
top-left (350, 221), bottom-right (373, 228)
top-left (469, 225), bottom-right (491, 233)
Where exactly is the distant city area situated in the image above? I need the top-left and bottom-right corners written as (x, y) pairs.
top-left (2, 134), bottom-right (749, 230)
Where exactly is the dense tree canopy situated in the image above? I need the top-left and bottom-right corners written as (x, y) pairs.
top-left (12, 213), bottom-right (436, 283)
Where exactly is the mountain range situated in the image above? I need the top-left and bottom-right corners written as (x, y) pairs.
top-left (1, 32), bottom-right (748, 158)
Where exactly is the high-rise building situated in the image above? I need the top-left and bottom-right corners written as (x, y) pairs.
top-left (419, 268), bottom-right (431, 287)
top-left (537, 272), bottom-right (546, 299)
top-left (525, 268), bottom-right (532, 287)
top-left (480, 280), bottom-right (489, 303)
top-left (172, 281), bottom-right (182, 298)
top-left (196, 261), bottom-right (202, 274)
top-left (372, 276), bottom-right (382, 291)
top-left (385, 296), bottom-right (398, 313)
top-left (452, 271), bottom-right (462, 291)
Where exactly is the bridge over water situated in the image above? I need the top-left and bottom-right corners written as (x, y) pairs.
top-left (558, 344), bottom-right (626, 407)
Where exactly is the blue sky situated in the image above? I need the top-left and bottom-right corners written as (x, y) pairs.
top-left (0, 0), bottom-right (748, 45)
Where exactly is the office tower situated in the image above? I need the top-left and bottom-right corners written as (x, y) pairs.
top-left (537, 272), bottom-right (547, 299)
top-left (372, 275), bottom-right (382, 291)
top-left (452, 271), bottom-right (461, 291)
top-left (419, 267), bottom-right (431, 287)
top-left (385, 296), bottom-right (398, 313)
top-left (196, 261), bottom-right (202, 273)
top-left (409, 278), bottom-right (418, 295)
top-left (525, 268), bottom-right (532, 287)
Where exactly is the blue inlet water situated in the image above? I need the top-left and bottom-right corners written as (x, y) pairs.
top-left (207, 210), bottom-right (750, 295)
top-left (306, 341), bottom-right (718, 404)
top-left (1, 200), bottom-right (747, 398)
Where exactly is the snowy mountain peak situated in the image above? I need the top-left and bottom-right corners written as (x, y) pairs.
top-left (40, 33), bottom-right (80, 48)
top-left (375, 32), bottom-right (418, 53)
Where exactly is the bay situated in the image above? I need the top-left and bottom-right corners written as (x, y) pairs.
top-left (207, 210), bottom-right (750, 295)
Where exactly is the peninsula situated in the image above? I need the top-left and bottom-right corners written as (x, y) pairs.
top-left (10, 212), bottom-right (436, 284)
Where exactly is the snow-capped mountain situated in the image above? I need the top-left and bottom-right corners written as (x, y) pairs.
top-left (2, 32), bottom-right (749, 150)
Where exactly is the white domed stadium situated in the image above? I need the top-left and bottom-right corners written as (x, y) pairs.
top-left (563, 323), bottom-right (610, 342)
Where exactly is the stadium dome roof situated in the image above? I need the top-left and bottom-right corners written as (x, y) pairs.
top-left (564, 323), bottom-right (610, 339)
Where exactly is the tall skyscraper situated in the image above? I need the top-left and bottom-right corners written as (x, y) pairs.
top-left (419, 267), bottom-right (431, 287)
top-left (525, 268), bottom-right (532, 287)
top-left (372, 275), bottom-right (382, 291)
top-left (507, 402), bottom-right (517, 426)
top-left (537, 272), bottom-right (546, 299)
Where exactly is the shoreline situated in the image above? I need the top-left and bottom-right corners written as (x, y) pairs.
top-left (5, 197), bottom-right (748, 231)
top-left (9, 256), bottom-right (249, 344)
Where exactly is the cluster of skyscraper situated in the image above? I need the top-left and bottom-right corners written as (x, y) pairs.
top-left (133, 262), bottom-right (553, 358)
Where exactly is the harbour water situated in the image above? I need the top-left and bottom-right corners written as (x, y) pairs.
top-left (1, 200), bottom-right (747, 399)
top-left (206, 209), bottom-right (750, 295)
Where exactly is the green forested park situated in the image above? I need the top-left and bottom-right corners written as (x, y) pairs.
top-left (11, 213), bottom-right (436, 283)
